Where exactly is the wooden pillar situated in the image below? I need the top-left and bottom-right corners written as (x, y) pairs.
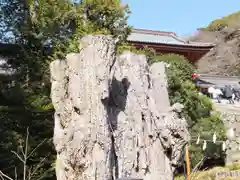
top-left (187, 51), bottom-right (192, 62)
top-left (185, 145), bottom-right (191, 180)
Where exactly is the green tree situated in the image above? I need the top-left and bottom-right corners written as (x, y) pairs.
top-left (200, 11), bottom-right (240, 31)
top-left (152, 54), bottom-right (226, 167)
top-left (0, 0), bottom-right (131, 179)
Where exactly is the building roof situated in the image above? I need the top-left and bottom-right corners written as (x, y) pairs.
top-left (127, 29), bottom-right (215, 47)
top-left (197, 74), bottom-right (240, 88)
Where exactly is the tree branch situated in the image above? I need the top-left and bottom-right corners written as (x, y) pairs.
top-left (11, 151), bottom-right (24, 163)
top-left (27, 138), bottom-right (47, 159)
top-left (0, 171), bottom-right (13, 180)
top-left (29, 155), bottom-right (49, 179)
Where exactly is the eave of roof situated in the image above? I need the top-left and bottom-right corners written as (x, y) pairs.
top-left (127, 28), bottom-right (215, 48)
top-left (197, 74), bottom-right (240, 87)
top-left (129, 41), bottom-right (214, 51)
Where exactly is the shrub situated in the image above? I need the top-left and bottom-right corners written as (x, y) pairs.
top-left (152, 54), bottom-right (226, 167)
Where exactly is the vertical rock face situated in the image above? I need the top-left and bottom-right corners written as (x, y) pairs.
top-left (50, 35), bottom-right (189, 180)
top-left (51, 36), bottom-right (115, 180)
top-left (220, 112), bottom-right (240, 165)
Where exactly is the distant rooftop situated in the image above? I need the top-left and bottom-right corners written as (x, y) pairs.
top-left (197, 74), bottom-right (240, 88)
top-left (127, 29), bottom-right (215, 47)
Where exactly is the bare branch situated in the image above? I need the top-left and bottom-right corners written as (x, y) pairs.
top-left (0, 171), bottom-right (13, 180)
top-left (0, 128), bottom-right (49, 180)
top-left (0, 173), bottom-right (5, 180)
top-left (23, 127), bottom-right (29, 180)
top-left (30, 155), bottom-right (49, 179)
top-left (190, 156), bottom-right (207, 180)
top-left (19, 143), bottom-right (25, 158)
top-left (192, 157), bottom-right (206, 173)
top-left (11, 151), bottom-right (24, 163)
top-left (25, 127), bottom-right (29, 158)
top-left (27, 139), bottom-right (47, 159)
top-left (14, 167), bottom-right (17, 180)
top-left (27, 167), bottom-right (32, 180)
top-left (35, 167), bottom-right (53, 180)
top-left (36, 173), bottom-right (48, 180)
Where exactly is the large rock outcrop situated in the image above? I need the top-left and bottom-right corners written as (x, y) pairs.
top-left (50, 35), bottom-right (189, 180)
top-left (191, 27), bottom-right (240, 76)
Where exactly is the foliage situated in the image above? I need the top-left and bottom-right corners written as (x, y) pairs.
top-left (79, 0), bottom-right (131, 39)
top-left (152, 54), bottom-right (206, 125)
top-left (0, 128), bottom-right (54, 180)
top-left (152, 54), bottom-right (226, 167)
top-left (189, 112), bottom-right (226, 167)
top-left (58, 0), bottom-right (131, 59)
top-left (0, 105), bottom-right (55, 179)
top-left (117, 43), bottom-right (156, 59)
top-left (200, 11), bottom-right (240, 31)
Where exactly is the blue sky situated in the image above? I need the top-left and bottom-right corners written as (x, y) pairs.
top-left (122, 0), bottom-right (240, 36)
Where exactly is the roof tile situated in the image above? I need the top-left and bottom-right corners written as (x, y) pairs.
top-left (127, 29), bottom-right (215, 47)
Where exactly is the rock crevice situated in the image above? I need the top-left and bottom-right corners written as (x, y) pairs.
top-left (50, 35), bottom-right (189, 180)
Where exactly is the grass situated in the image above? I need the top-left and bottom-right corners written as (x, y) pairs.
top-left (175, 163), bottom-right (240, 180)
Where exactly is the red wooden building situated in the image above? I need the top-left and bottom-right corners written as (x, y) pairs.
top-left (127, 29), bottom-right (215, 63)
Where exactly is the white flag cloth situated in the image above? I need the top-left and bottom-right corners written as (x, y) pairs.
top-left (213, 132), bottom-right (217, 143)
top-left (222, 142), bottom-right (226, 151)
top-left (196, 135), bottom-right (200, 144)
top-left (227, 128), bottom-right (235, 139)
top-left (203, 140), bottom-right (207, 150)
